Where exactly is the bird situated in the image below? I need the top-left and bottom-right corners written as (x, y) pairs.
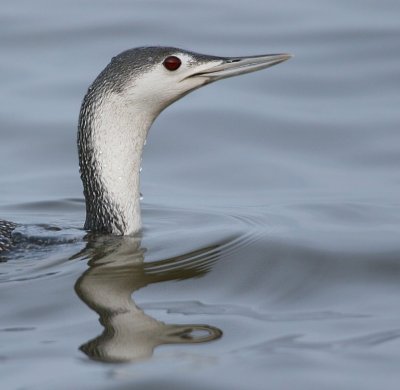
top-left (0, 46), bottom-right (291, 251)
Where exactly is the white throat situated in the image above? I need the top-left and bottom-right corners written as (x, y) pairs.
top-left (96, 95), bottom-right (154, 234)
top-left (79, 88), bottom-right (158, 235)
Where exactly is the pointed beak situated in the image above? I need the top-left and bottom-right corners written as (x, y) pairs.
top-left (190, 53), bottom-right (292, 81)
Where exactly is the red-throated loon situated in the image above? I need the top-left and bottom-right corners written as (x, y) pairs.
top-left (0, 46), bottom-right (291, 250)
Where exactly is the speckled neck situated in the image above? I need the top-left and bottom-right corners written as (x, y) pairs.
top-left (77, 81), bottom-right (155, 235)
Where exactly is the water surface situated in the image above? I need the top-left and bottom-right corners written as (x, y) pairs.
top-left (1, 1), bottom-right (400, 389)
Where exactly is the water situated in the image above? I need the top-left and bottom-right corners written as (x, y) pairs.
top-left (1, 0), bottom-right (400, 388)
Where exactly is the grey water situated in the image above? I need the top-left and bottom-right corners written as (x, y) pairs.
top-left (1, 0), bottom-right (400, 388)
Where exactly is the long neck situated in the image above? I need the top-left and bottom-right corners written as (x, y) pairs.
top-left (78, 88), bottom-right (155, 235)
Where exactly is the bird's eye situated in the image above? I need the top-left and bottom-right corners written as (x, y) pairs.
top-left (163, 56), bottom-right (182, 71)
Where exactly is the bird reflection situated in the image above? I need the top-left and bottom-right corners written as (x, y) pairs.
top-left (74, 234), bottom-right (223, 363)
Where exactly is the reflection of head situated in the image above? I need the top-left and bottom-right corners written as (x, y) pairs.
top-left (74, 234), bottom-right (223, 363)
top-left (81, 318), bottom-right (222, 363)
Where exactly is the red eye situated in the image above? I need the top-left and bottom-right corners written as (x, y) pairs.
top-left (163, 56), bottom-right (182, 71)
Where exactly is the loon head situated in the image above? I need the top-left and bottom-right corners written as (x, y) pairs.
top-left (78, 46), bottom-right (292, 235)
top-left (95, 46), bottom-right (292, 114)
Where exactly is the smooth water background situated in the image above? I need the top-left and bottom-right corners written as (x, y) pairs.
top-left (1, 1), bottom-right (400, 389)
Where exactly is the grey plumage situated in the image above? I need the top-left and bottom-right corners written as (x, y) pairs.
top-left (0, 220), bottom-right (16, 253)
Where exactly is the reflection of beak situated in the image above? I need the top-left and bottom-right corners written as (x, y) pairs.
top-left (190, 53), bottom-right (292, 81)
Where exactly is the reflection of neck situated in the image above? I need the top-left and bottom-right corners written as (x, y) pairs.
top-left (78, 89), bottom-right (156, 235)
top-left (75, 236), bottom-right (222, 363)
